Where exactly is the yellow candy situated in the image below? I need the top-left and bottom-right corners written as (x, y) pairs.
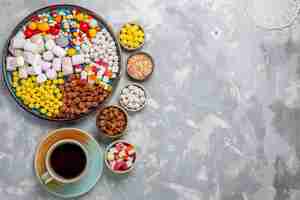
top-left (56, 93), bottom-right (62, 99)
top-left (54, 88), bottom-right (60, 94)
top-left (76, 13), bottom-right (84, 21)
top-left (41, 108), bottom-right (47, 114)
top-left (37, 23), bottom-right (50, 32)
top-left (73, 32), bottom-right (79, 37)
top-left (31, 76), bottom-right (37, 81)
top-left (28, 22), bottom-right (37, 30)
top-left (58, 79), bottom-right (64, 84)
top-left (67, 48), bottom-right (77, 56)
top-left (46, 80), bottom-right (52, 85)
top-left (58, 72), bottom-right (64, 78)
top-left (16, 92), bottom-right (21, 97)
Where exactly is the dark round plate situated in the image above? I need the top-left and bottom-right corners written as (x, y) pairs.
top-left (2, 4), bottom-right (122, 122)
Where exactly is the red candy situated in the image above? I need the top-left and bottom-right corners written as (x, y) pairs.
top-left (80, 22), bottom-right (89, 32)
top-left (114, 161), bottom-right (127, 171)
top-left (24, 28), bottom-right (34, 38)
top-left (49, 26), bottom-right (60, 35)
top-left (51, 10), bottom-right (58, 17)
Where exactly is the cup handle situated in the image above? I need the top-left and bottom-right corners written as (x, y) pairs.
top-left (41, 172), bottom-right (53, 184)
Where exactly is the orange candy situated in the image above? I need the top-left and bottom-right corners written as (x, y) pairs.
top-left (37, 23), bottom-right (50, 32)
top-left (55, 15), bottom-right (62, 23)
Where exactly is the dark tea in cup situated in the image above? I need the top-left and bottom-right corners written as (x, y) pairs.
top-left (42, 139), bottom-right (89, 184)
top-left (50, 142), bottom-right (87, 179)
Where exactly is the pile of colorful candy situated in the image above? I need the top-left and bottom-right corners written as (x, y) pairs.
top-left (105, 141), bottom-right (136, 173)
top-left (6, 7), bottom-right (120, 119)
top-left (119, 23), bottom-right (144, 50)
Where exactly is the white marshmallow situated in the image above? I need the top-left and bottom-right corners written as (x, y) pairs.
top-left (52, 58), bottom-right (62, 71)
top-left (6, 56), bottom-right (25, 71)
top-left (19, 67), bottom-right (28, 79)
top-left (41, 61), bottom-right (51, 72)
top-left (52, 45), bottom-right (66, 57)
top-left (37, 73), bottom-right (47, 83)
top-left (24, 40), bottom-right (39, 53)
top-left (26, 66), bottom-right (35, 75)
top-left (16, 56), bottom-right (25, 66)
top-left (46, 68), bottom-right (57, 80)
top-left (6, 57), bottom-right (18, 71)
top-left (43, 51), bottom-right (54, 61)
top-left (45, 39), bottom-right (56, 50)
top-left (33, 65), bottom-right (42, 75)
top-left (72, 54), bottom-right (85, 65)
top-left (30, 34), bottom-right (44, 53)
top-left (11, 32), bottom-right (26, 49)
top-left (62, 57), bottom-right (73, 75)
top-left (112, 65), bottom-right (119, 73)
top-left (23, 52), bottom-right (41, 66)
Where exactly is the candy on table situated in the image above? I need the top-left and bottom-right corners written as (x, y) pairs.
top-left (46, 68), bottom-right (57, 80)
top-left (11, 32), bottom-right (26, 49)
top-left (41, 61), bottom-right (52, 72)
top-left (55, 34), bottom-right (69, 47)
top-left (88, 75), bottom-right (96, 84)
top-left (33, 64), bottom-right (42, 75)
top-left (9, 46), bottom-right (24, 57)
top-left (74, 64), bottom-right (83, 73)
top-left (88, 28), bottom-right (97, 38)
top-left (7, 7), bottom-right (122, 118)
top-left (45, 39), bottom-right (56, 50)
top-left (30, 34), bottom-right (44, 52)
top-left (52, 57), bottom-right (62, 71)
top-left (52, 45), bottom-right (66, 57)
top-left (19, 67), bottom-right (28, 79)
top-left (79, 22), bottom-right (89, 32)
top-left (37, 73), bottom-right (47, 83)
top-left (43, 51), bottom-right (54, 61)
top-left (24, 40), bottom-right (39, 53)
top-left (71, 54), bottom-right (85, 65)
top-left (62, 57), bottom-right (73, 75)
top-left (37, 22), bottom-right (50, 32)
top-left (67, 48), bottom-right (76, 56)
top-left (6, 56), bottom-right (24, 71)
top-left (24, 51), bottom-right (41, 66)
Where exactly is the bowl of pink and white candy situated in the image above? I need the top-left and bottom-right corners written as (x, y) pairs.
top-left (105, 140), bottom-right (136, 174)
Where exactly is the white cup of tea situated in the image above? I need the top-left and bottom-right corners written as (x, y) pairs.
top-left (41, 139), bottom-right (89, 184)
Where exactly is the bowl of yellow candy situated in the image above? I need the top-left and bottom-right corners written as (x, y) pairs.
top-left (118, 23), bottom-right (145, 51)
